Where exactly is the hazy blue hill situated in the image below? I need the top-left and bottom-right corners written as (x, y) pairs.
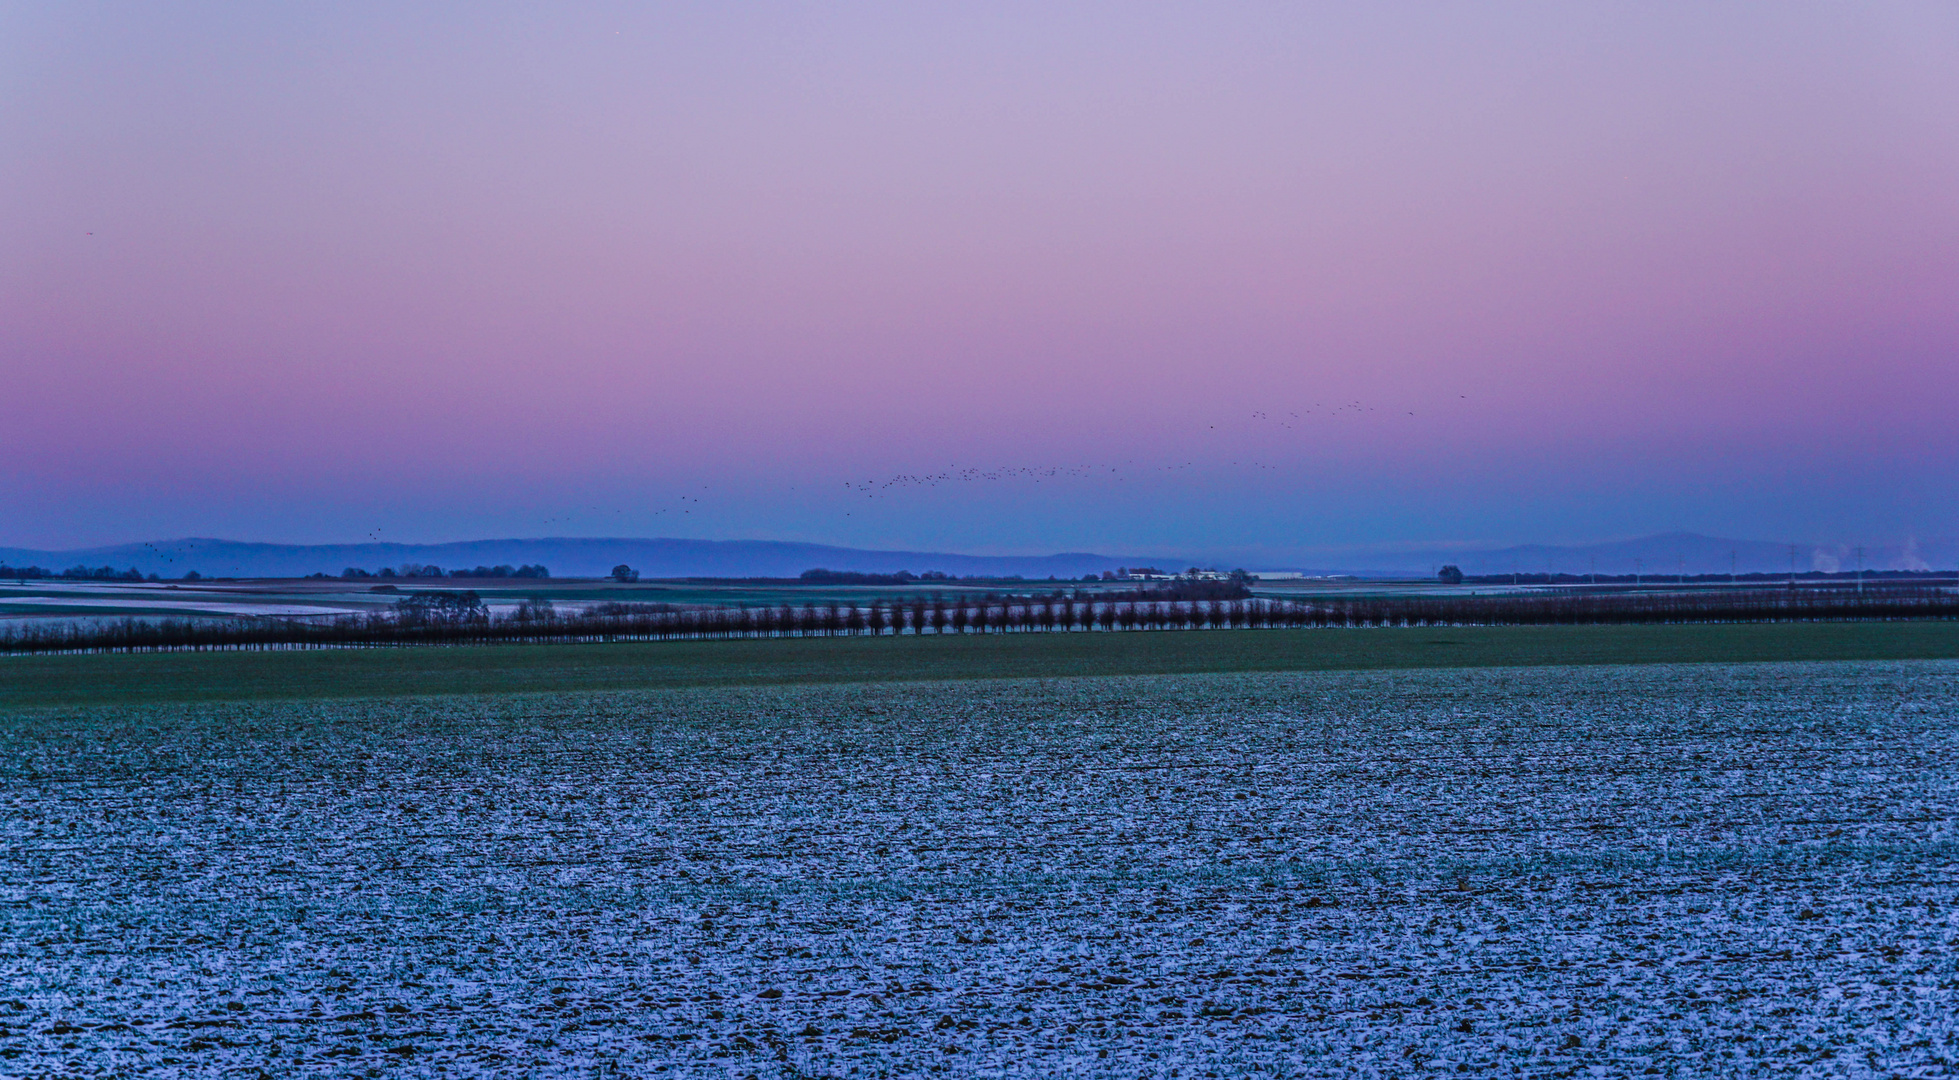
top-left (5, 531), bottom-right (1949, 580)
top-left (0, 537), bottom-right (1136, 580)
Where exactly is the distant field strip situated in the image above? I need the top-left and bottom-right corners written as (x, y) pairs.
top-left (3, 663), bottom-right (1954, 1077)
top-left (1, 585), bottom-right (1953, 654)
top-left (6, 622), bottom-right (1959, 710)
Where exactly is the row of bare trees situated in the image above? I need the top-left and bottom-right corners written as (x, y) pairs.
top-left (3, 586), bottom-right (1955, 654)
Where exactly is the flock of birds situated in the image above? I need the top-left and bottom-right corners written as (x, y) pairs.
top-left (131, 541), bottom-right (189, 569)
top-left (64, 397), bottom-right (1469, 561)
top-left (513, 400), bottom-right (1463, 529)
top-left (1248, 401), bottom-right (1417, 427)
top-left (821, 398), bottom-right (1454, 504)
top-left (45, 395), bottom-right (1464, 544)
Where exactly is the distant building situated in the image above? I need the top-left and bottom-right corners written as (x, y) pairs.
top-left (1110, 567), bottom-right (1172, 581)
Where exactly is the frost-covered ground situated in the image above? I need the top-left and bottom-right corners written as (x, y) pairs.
top-left (3, 661), bottom-right (1957, 1078)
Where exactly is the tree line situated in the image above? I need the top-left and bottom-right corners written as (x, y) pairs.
top-left (0, 564), bottom-right (205, 582)
top-left (797, 568), bottom-right (955, 585)
top-left (3, 585), bottom-right (1954, 654)
top-left (341, 564), bottom-right (549, 580)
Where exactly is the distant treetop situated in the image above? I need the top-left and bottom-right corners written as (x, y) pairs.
top-left (800, 568), bottom-right (918, 585)
top-left (342, 563), bottom-right (547, 580)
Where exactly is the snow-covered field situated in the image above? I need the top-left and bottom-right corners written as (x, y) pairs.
top-left (4, 662), bottom-right (1956, 1077)
top-left (0, 596), bottom-right (354, 618)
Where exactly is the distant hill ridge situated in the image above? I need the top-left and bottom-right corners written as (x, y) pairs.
top-left (1, 531), bottom-right (1949, 580)
top-left (0, 537), bottom-right (1137, 580)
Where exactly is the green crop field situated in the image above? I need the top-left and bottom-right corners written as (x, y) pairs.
top-left (4, 620), bottom-right (1958, 712)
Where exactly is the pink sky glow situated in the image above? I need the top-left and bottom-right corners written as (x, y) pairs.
top-left (4, 3), bottom-right (1957, 556)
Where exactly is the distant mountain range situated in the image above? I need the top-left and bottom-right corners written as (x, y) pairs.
top-left (1, 531), bottom-right (1950, 580)
top-left (0, 537), bottom-right (1135, 580)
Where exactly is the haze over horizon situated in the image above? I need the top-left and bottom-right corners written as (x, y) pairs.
top-left (6, 3), bottom-right (1956, 553)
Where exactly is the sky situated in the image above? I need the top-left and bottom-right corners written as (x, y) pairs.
top-left (5, 2), bottom-right (1957, 560)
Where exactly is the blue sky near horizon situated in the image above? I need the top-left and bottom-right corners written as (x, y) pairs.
top-left (5, 3), bottom-right (1956, 556)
